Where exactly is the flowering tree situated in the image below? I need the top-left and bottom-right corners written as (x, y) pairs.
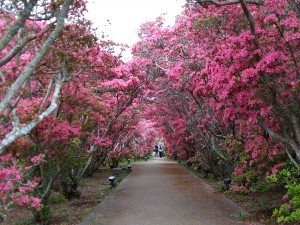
top-left (0, 0), bottom-right (87, 152)
top-left (132, 0), bottom-right (299, 222)
top-left (1, 0), bottom-right (299, 223)
top-left (134, 0), bottom-right (299, 175)
top-left (0, 0), bottom-right (88, 218)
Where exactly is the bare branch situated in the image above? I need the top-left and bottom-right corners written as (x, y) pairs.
top-left (0, 0), bottom-right (73, 115)
top-left (0, 22), bottom-right (55, 67)
top-left (195, 0), bottom-right (265, 6)
top-left (0, 77), bottom-right (62, 153)
top-left (4, 79), bottom-right (29, 120)
top-left (286, 0), bottom-right (300, 17)
top-left (259, 121), bottom-right (300, 161)
top-left (38, 78), bottom-right (54, 115)
top-left (0, 0), bottom-right (38, 50)
top-left (291, 113), bottom-right (300, 146)
top-left (239, 0), bottom-right (260, 50)
top-left (0, 69), bottom-right (5, 83)
top-left (155, 63), bottom-right (169, 71)
top-left (285, 146), bottom-right (300, 171)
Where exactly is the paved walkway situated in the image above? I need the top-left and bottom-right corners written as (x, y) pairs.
top-left (81, 157), bottom-right (255, 225)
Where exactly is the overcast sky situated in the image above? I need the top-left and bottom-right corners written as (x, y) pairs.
top-left (86, 0), bottom-right (185, 51)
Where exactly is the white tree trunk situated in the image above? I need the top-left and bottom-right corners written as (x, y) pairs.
top-left (0, 78), bottom-right (62, 153)
top-left (0, 0), bottom-right (73, 115)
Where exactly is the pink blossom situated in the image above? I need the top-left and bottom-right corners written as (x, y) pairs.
top-left (30, 154), bottom-right (45, 164)
top-left (17, 195), bottom-right (30, 206)
top-left (282, 195), bottom-right (289, 201)
top-left (31, 198), bottom-right (41, 209)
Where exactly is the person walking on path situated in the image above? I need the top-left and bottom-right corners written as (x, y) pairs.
top-left (154, 144), bottom-right (159, 157)
top-left (81, 157), bottom-right (258, 225)
top-left (158, 144), bottom-right (163, 158)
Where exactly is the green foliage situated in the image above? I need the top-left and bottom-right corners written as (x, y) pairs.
top-left (11, 218), bottom-right (34, 225)
top-left (34, 203), bottom-right (51, 224)
top-left (236, 212), bottom-right (248, 221)
top-left (250, 182), bottom-right (271, 192)
top-left (40, 204), bottom-right (51, 222)
top-left (257, 197), bottom-right (270, 212)
top-left (267, 166), bottom-right (300, 223)
top-left (247, 172), bottom-right (258, 183)
top-left (48, 192), bottom-right (67, 204)
top-left (234, 174), bottom-right (247, 186)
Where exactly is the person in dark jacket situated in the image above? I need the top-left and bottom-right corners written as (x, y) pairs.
top-left (154, 144), bottom-right (159, 157)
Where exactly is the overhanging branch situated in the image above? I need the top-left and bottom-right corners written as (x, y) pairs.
top-left (195, 0), bottom-right (265, 6)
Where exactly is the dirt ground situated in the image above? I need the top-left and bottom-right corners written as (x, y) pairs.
top-left (2, 167), bottom-right (130, 225)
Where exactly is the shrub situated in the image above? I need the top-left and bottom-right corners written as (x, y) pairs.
top-left (268, 165), bottom-right (300, 223)
top-left (49, 192), bottom-right (67, 204)
top-left (250, 182), bottom-right (271, 192)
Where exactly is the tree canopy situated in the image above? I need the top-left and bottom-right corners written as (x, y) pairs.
top-left (0, 0), bottom-right (299, 223)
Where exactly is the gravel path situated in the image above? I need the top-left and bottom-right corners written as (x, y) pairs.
top-left (81, 157), bottom-right (258, 225)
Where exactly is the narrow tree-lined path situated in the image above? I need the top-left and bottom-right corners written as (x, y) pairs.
top-left (81, 158), bottom-right (255, 225)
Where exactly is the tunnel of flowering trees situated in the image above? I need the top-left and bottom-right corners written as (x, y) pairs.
top-left (0, 0), bottom-right (299, 223)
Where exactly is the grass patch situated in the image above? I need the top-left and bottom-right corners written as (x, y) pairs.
top-left (237, 212), bottom-right (248, 221)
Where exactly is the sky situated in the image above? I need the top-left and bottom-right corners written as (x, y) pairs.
top-left (85, 0), bottom-right (186, 59)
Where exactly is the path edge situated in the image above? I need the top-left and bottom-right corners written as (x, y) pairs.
top-left (80, 167), bottom-right (134, 225)
top-left (175, 160), bottom-right (265, 225)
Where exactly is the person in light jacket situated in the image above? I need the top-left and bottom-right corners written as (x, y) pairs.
top-left (158, 144), bottom-right (163, 158)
